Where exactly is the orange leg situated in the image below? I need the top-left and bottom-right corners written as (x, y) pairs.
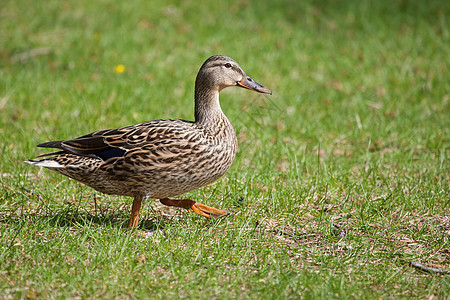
top-left (127, 195), bottom-right (143, 228)
top-left (160, 198), bottom-right (229, 218)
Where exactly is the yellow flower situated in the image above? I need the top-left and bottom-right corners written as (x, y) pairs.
top-left (114, 64), bottom-right (125, 73)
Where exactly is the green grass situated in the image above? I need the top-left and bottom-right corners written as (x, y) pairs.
top-left (1, 0), bottom-right (449, 298)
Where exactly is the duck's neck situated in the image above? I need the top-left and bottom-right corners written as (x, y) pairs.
top-left (194, 77), bottom-right (224, 123)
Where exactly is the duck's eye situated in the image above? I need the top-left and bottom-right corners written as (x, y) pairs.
top-left (224, 63), bottom-right (232, 68)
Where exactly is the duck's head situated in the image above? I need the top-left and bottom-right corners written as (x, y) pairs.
top-left (196, 55), bottom-right (272, 95)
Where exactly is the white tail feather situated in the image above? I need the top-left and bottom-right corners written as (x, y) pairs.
top-left (25, 160), bottom-right (64, 168)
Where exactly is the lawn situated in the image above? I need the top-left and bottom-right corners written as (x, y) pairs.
top-left (1, 0), bottom-right (449, 298)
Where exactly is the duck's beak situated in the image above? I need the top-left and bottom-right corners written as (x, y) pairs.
top-left (237, 75), bottom-right (272, 95)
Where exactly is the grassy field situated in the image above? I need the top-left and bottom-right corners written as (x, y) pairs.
top-left (1, 0), bottom-right (449, 298)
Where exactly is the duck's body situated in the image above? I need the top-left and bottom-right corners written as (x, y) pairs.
top-left (36, 117), bottom-right (237, 199)
top-left (26, 55), bottom-right (271, 227)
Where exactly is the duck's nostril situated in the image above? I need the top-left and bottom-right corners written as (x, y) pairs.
top-left (247, 77), bottom-right (252, 82)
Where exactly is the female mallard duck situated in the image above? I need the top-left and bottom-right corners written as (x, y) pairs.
top-left (26, 55), bottom-right (272, 228)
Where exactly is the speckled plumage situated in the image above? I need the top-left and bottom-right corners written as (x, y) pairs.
top-left (26, 55), bottom-right (271, 227)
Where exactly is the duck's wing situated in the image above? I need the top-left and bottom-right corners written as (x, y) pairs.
top-left (35, 120), bottom-right (196, 161)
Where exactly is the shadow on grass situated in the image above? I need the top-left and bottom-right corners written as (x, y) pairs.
top-left (0, 205), bottom-right (164, 231)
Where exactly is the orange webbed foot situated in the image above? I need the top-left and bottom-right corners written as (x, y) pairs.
top-left (160, 198), bottom-right (229, 218)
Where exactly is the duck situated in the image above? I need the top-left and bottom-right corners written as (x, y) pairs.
top-left (26, 55), bottom-right (272, 228)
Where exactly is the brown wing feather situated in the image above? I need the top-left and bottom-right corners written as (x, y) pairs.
top-left (35, 119), bottom-right (198, 158)
top-left (37, 129), bottom-right (113, 156)
top-left (61, 136), bottom-right (110, 155)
